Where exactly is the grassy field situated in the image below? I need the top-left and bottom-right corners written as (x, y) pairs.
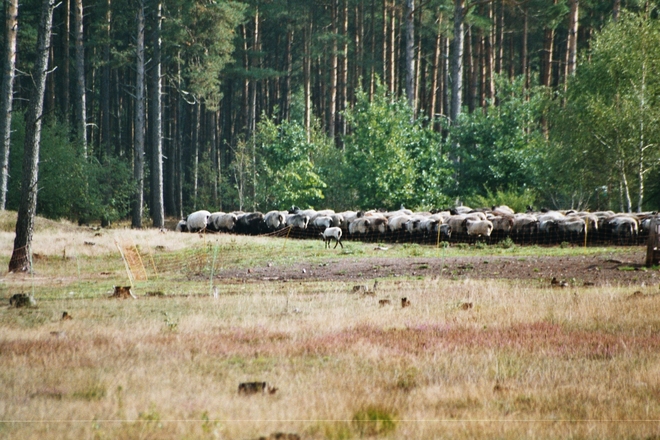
top-left (1, 213), bottom-right (660, 439)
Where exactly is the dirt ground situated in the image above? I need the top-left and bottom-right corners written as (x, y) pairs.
top-left (216, 249), bottom-right (660, 288)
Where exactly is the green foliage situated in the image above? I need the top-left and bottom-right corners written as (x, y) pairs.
top-left (450, 75), bottom-right (548, 202)
top-left (164, 0), bottom-right (245, 108)
top-left (7, 115), bottom-right (133, 224)
top-left (255, 117), bottom-right (328, 210)
top-left (464, 186), bottom-right (537, 213)
top-left (550, 11), bottom-right (660, 211)
top-left (343, 83), bottom-right (453, 210)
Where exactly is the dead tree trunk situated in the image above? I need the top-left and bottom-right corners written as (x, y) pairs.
top-left (0, 0), bottom-right (18, 211)
top-left (8, 0), bottom-right (56, 272)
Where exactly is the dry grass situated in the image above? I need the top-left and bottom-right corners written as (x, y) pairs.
top-left (1, 214), bottom-right (660, 439)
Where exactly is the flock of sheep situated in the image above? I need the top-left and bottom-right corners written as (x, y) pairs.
top-left (175, 205), bottom-right (658, 246)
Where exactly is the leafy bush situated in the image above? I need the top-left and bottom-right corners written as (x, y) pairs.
top-left (450, 75), bottom-right (547, 203)
top-left (6, 115), bottom-right (133, 224)
top-left (464, 186), bottom-right (537, 213)
top-left (343, 82), bottom-right (453, 210)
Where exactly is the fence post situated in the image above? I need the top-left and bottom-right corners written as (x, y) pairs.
top-left (646, 217), bottom-right (660, 268)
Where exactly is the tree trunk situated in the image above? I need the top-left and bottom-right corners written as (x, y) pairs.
top-left (328, 0), bottom-right (338, 143)
top-left (339, 0), bottom-right (348, 142)
top-left (250, 8), bottom-right (259, 209)
top-left (485, 1), bottom-right (494, 101)
top-left (8, 0), bottom-right (56, 273)
top-left (0, 0), bottom-right (18, 211)
top-left (521, 1), bottom-right (528, 88)
top-left (280, 28), bottom-right (293, 122)
top-left (100, 0), bottom-right (112, 156)
top-left (450, 0), bottom-right (465, 124)
top-left (564, 0), bottom-right (579, 90)
top-left (466, 25), bottom-right (475, 113)
top-left (303, 18), bottom-right (312, 141)
top-left (62, 0), bottom-right (70, 122)
top-left (389, 2), bottom-right (397, 94)
top-left (151, 0), bottom-right (164, 228)
top-left (192, 102), bottom-right (200, 211)
top-left (405, 0), bottom-right (415, 116)
top-left (613, 0), bottom-right (620, 22)
top-left (637, 57), bottom-right (647, 213)
top-left (382, 0), bottom-right (388, 90)
top-left (429, 12), bottom-right (442, 122)
top-left (541, 8), bottom-right (555, 88)
top-left (74, 0), bottom-right (87, 156)
top-left (496, 0), bottom-right (503, 76)
top-left (132, 0), bottom-right (145, 229)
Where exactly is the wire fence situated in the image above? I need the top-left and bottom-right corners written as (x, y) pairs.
top-left (213, 222), bottom-right (654, 248)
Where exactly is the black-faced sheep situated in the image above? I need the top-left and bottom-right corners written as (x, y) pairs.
top-left (186, 210), bottom-right (211, 232)
top-left (321, 226), bottom-right (343, 249)
top-left (175, 219), bottom-right (188, 232)
top-left (206, 212), bottom-right (225, 232)
top-left (235, 212), bottom-right (265, 234)
top-left (434, 223), bottom-right (452, 240)
top-left (209, 213), bottom-right (238, 232)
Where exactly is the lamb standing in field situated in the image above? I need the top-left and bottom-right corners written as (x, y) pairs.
top-left (321, 227), bottom-right (343, 249)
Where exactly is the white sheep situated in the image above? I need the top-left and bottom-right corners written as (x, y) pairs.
top-left (388, 214), bottom-right (411, 232)
top-left (321, 227), bottom-right (343, 249)
top-left (330, 213), bottom-right (344, 228)
top-left (287, 213), bottom-right (310, 229)
top-left (492, 205), bottom-right (515, 216)
top-left (264, 210), bottom-right (286, 230)
top-left (512, 213), bottom-right (539, 234)
top-left (210, 213), bottom-right (238, 231)
top-left (489, 215), bottom-right (514, 234)
top-left (446, 215), bottom-right (469, 235)
top-left (556, 217), bottom-right (586, 234)
top-left (312, 215), bottom-right (333, 229)
top-left (186, 210), bottom-right (211, 232)
top-left (349, 217), bottom-right (371, 234)
top-left (465, 219), bottom-right (493, 237)
top-left (207, 212), bottom-right (226, 232)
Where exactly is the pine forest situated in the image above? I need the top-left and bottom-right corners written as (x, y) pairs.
top-left (1, 0), bottom-right (659, 228)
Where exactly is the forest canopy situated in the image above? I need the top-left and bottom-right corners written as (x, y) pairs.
top-left (1, 0), bottom-right (659, 226)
